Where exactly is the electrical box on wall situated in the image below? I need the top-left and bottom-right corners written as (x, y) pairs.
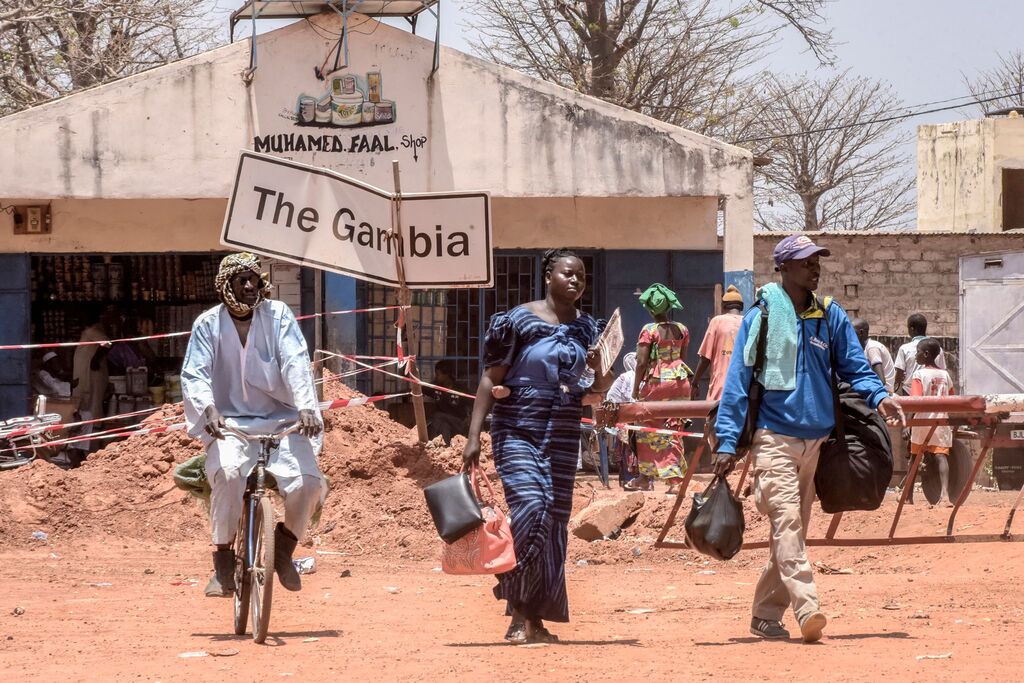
top-left (12, 205), bottom-right (51, 234)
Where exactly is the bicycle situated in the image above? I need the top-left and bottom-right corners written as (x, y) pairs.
top-left (221, 421), bottom-right (300, 644)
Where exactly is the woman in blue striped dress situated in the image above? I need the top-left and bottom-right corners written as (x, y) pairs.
top-left (463, 249), bottom-right (611, 645)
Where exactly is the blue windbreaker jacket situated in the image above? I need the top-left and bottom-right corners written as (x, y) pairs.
top-left (713, 296), bottom-right (888, 455)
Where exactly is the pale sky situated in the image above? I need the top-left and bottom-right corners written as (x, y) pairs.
top-left (212, 0), bottom-right (1024, 220)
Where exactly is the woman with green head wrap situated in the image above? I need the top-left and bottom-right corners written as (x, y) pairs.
top-left (628, 283), bottom-right (691, 493)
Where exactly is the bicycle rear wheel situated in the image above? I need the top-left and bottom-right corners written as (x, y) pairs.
top-left (250, 496), bottom-right (275, 643)
top-left (232, 498), bottom-right (252, 636)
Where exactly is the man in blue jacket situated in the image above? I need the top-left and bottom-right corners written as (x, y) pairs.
top-left (713, 235), bottom-right (904, 644)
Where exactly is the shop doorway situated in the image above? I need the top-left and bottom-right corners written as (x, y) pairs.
top-left (0, 255), bottom-right (30, 419)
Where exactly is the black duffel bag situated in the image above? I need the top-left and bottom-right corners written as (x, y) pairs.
top-left (684, 474), bottom-right (745, 561)
top-left (814, 297), bottom-right (895, 513)
top-left (814, 381), bottom-right (893, 513)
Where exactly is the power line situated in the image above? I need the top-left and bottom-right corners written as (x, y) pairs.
top-left (736, 89), bottom-right (1024, 144)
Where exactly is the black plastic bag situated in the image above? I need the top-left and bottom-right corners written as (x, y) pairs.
top-left (814, 382), bottom-right (894, 513)
top-left (684, 475), bottom-right (745, 561)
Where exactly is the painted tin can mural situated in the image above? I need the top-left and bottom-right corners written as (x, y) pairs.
top-left (296, 71), bottom-right (398, 129)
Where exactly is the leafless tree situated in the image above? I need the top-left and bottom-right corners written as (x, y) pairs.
top-left (743, 71), bottom-right (915, 232)
top-left (465, 0), bottom-right (833, 136)
top-left (962, 49), bottom-right (1024, 114)
top-left (0, 0), bottom-right (222, 115)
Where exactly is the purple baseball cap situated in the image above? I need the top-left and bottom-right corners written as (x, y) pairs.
top-left (773, 235), bottom-right (831, 267)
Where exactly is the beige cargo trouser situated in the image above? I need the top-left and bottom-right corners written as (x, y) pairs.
top-left (750, 428), bottom-right (827, 625)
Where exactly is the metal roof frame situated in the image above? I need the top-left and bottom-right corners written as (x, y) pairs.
top-left (230, 0), bottom-right (442, 83)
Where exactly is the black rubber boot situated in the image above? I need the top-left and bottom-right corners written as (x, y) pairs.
top-left (204, 549), bottom-right (236, 598)
top-left (274, 523), bottom-right (302, 592)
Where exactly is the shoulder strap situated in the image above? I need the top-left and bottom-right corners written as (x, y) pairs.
top-left (817, 296), bottom-right (844, 440)
top-left (751, 303), bottom-right (769, 378)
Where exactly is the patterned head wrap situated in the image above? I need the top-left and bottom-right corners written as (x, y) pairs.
top-left (215, 252), bottom-right (271, 317)
top-left (639, 283), bottom-right (682, 316)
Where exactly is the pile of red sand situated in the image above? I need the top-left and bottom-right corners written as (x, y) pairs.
top-left (0, 376), bottom-right (773, 565)
top-left (0, 382), bottom-right (490, 560)
top-left (0, 403), bottom-right (209, 547)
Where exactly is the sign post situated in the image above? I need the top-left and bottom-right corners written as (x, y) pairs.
top-left (390, 160), bottom-right (429, 443)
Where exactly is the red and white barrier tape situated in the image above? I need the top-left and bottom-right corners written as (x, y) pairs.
top-left (316, 360), bottom-right (402, 385)
top-left (1, 405), bottom-right (170, 439)
top-left (614, 423), bottom-right (702, 439)
top-left (0, 306), bottom-right (406, 351)
top-left (0, 330), bottom-right (191, 352)
top-left (320, 392), bottom-right (409, 410)
top-left (0, 390), bottom-right (410, 456)
top-left (295, 305), bottom-right (404, 322)
top-left (317, 350), bottom-right (476, 399)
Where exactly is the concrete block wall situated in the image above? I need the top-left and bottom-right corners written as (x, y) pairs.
top-left (753, 231), bottom-right (1024, 390)
top-left (753, 232), bottom-right (1024, 337)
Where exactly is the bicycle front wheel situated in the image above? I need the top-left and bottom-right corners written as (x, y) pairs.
top-left (232, 497), bottom-right (252, 636)
top-left (250, 496), bottom-right (276, 644)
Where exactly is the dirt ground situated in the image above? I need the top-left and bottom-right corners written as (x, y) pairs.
top-left (2, 389), bottom-right (1023, 681)
top-left (2, 490), bottom-right (1023, 683)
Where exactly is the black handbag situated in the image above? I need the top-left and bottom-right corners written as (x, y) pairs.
top-left (423, 472), bottom-right (485, 543)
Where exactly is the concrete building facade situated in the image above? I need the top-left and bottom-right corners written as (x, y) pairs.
top-left (0, 13), bottom-right (754, 419)
top-left (918, 115), bottom-right (1024, 232)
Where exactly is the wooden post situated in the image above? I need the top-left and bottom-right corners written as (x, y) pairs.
top-left (391, 160), bottom-right (430, 443)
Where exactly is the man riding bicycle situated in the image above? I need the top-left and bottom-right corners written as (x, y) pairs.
top-left (181, 252), bottom-right (324, 598)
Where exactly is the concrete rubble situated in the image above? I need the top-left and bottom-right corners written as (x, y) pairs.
top-left (570, 491), bottom-right (645, 541)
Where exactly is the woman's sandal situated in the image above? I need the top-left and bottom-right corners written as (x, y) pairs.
top-left (504, 620), bottom-right (528, 645)
top-left (528, 626), bottom-right (560, 644)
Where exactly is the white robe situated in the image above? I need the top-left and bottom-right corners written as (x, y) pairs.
top-left (181, 300), bottom-right (323, 542)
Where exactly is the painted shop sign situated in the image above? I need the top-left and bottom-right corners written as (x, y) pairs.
top-left (255, 69), bottom-right (430, 163)
top-left (221, 152), bottom-right (493, 289)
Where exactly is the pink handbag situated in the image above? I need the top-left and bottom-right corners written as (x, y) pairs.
top-left (441, 467), bottom-right (517, 575)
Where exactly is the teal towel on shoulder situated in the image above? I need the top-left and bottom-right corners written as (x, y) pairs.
top-left (743, 282), bottom-right (799, 391)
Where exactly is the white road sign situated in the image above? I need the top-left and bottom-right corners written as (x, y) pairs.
top-left (221, 151), bottom-right (492, 288)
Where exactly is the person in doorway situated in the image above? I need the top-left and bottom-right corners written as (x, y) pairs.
top-left (629, 283), bottom-right (691, 494)
top-left (425, 359), bottom-right (471, 444)
top-left (712, 235), bottom-right (905, 644)
top-left (181, 252), bottom-right (324, 599)
top-left (107, 318), bottom-right (156, 376)
top-left (462, 248), bottom-right (611, 645)
top-left (893, 313), bottom-right (945, 395)
top-left (33, 351), bottom-right (75, 400)
top-left (72, 305), bottom-right (115, 453)
top-left (691, 285), bottom-right (745, 401)
top-left (852, 318), bottom-right (895, 394)
top-left (909, 338), bottom-right (956, 508)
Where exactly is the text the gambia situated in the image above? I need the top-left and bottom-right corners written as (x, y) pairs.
top-left (221, 152), bottom-right (492, 288)
top-left (250, 185), bottom-right (470, 259)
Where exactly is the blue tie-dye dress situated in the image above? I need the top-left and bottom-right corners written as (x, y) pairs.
top-left (484, 306), bottom-right (604, 622)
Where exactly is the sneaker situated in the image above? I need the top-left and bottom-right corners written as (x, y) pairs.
top-left (750, 617), bottom-right (790, 639)
top-left (800, 611), bottom-right (827, 643)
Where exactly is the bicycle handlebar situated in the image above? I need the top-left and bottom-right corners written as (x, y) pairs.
top-left (221, 422), bottom-right (301, 442)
